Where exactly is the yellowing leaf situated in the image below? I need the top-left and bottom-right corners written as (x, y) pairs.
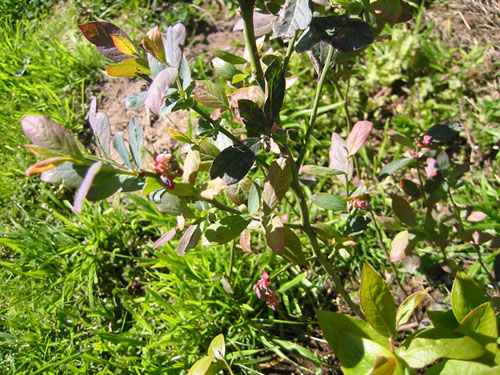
top-left (106, 58), bottom-right (150, 77)
top-left (200, 177), bottom-right (227, 200)
top-left (110, 33), bottom-right (137, 55)
top-left (25, 157), bottom-right (68, 176)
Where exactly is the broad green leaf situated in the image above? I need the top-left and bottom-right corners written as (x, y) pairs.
top-left (311, 193), bottom-right (345, 211)
top-left (262, 156), bottom-right (292, 211)
top-left (396, 289), bottom-right (428, 328)
top-left (360, 263), bottom-right (396, 337)
top-left (457, 302), bottom-right (498, 363)
top-left (188, 355), bottom-right (214, 375)
top-left (110, 33), bottom-right (137, 55)
top-left (302, 165), bottom-right (344, 176)
top-left (265, 215), bottom-right (285, 255)
top-left (238, 99), bottom-right (271, 137)
top-left (209, 138), bottom-right (260, 185)
top-left (128, 118), bottom-right (143, 169)
top-left (400, 179), bottom-right (422, 198)
top-left (88, 98), bottom-right (111, 157)
top-left (337, 332), bottom-right (401, 375)
top-left (21, 115), bottom-right (82, 159)
top-left (207, 334), bottom-right (225, 360)
top-left (145, 67), bottom-right (178, 116)
top-left (346, 120), bottom-right (373, 156)
top-left (427, 310), bottom-right (459, 331)
top-left (380, 157), bottom-right (413, 178)
top-left (177, 224), bottom-right (202, 256)
top-left (311, 16), bottom-right (374, 52)
top-left (369, 355), bottom-right (397, 375)
top-left (248, 180), bottom-right (261, 214)
top-left (391, 193), bottom-right (416, 227)
top-left (78, 21), bottom-right (133, 62)
top-left (273, 0), bottom-right (312, 39)
top-left (388, 130), bottom-right (414, 148)
top-left (264, 59), bottom-right (286, 124)
top-left (142, 177), bottom-right (163, 195)
top-left (164, 23), bottom-right (186, 69)
top-left (283, 227), bottom-right (306, 265)
top-left (167, 129), bottom-right (192, 143)
top-left (205, 215), bottom-right (251, 245)
top-left (169, 183), bottom-right (198, 197)
top-left (212, 57), bottom-right (239, 81)
top-left (23, 144), bottom-right (65, 158)
top-left (87, 173), bottom-right (122, 201)
top-left (193, 80), bottom-right (228, 109)
top-left (316, 310), bottom-right (390, 352)
top-left (151, 190), bottom-right (185, 216)
top-left (106, 57), bottom-right (150, 77)
top-left (40, 162), bottom-right (85, 188)
top-left (226, 176), bottom-right (252, 205)
top-left (451, 272), bottom-right (488, 323)
top-left (214, 50), bottom-right (247, 64)
top-left (73, 161), bottom-right (103, 213)
top-left (397, 328), bottom-right (485, 368)
top-left (425, 359), bottom-right (500, 375)
top-left (113, 132), bottom-right (133, 169)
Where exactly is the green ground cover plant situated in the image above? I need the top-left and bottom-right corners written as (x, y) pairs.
top-left (2, 0), bottom-right (499, 374)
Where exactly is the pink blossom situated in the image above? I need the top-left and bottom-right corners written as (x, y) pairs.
top-left (151, 152), bottom-right (182, 189)
top-left (422, 135), bottom-right (433, 145)
top-left (253, 270), bottom-right (281, 310)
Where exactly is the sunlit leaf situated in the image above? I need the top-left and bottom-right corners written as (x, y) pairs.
top-left (207, 334), bottom-right (225, 360)
top-left (25, 157), bottom-right (69, 176)
top-left (88, 98), bottom-right (111, 157)
top-left (164, 23), bottom-right (186, 69)
top-left (451, 272), bottom-right (488, 323)
top-left (187, 355), bottom-right (214, 375)
top-left (73, 161), bottom-right (103, 213)
top-left (346, 120), bottom-right (373, 156)
top-left (153, 228), bottom-right (176, 249)
top-left (177, 224), bottom-right (202, 256)
top-left (263, 156), bottom-right (292, 211)
top-left (391, 193), bottom-right (416, 227)
top-left (128, 118), bottom-right (143, 169)
top-left (110, 33), bottom-right (137, 55)
top-left (390, 230), bottom-right (410, 262)
top-left (311, 193), bottom-right (345, 211)
top-left (265, 215), bottom-right (285, 255)
top-left (183, 149), bottom-right (201, 185)
top-left (78, 21), bottom-right (133, 62)
top-left (193, 80), bottom-right (229, 109)
top-left (105, 57), bottom-right (150, 77)
top-left (273, 0), bottom-right (312, 39)
top-left (396, 289), bottom-right (427, 328)
top-left (145, 67), bottom-right (178, 115)
top-left (380, 157), bottom-right (413, 178)
top-left (205, 215), bottom-right (251, 245)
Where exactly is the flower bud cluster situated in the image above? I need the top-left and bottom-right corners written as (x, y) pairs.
top-left (151, 152), bottom-right (182, 189)
top-left (252, 270), bottom-right (281, 310)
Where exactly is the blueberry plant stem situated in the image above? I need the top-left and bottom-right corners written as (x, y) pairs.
top-left (296, 46), bottom-right (337, 167)
top-left (238, 0), bottom-right (266, 90)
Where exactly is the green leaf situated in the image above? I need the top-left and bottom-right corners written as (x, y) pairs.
top-left (278, 271), bottom-right (306, 293)
top-left (205, 215), bottom-right (251, 245)
top-left (142, 176), bottom-right (163, 194)
top-left (238, 99), bottom-right (271, 137)
top-left (262, 156), bottom-right (292, 211)
top-left (264, 59), bottom-right (286, 124)
top-left (209, 138), bottom-right (260, 185)
top-left (388, 130), bottom-right (414, 148)
top-left (397, 328), bottom-right (485, 368)
top-left (360, 263), bottom-right (396, 337)
top-left (311, 193), bottom-right (345, 211)
top-left (40, 162), bottom-right (85, 188)
top-left (97, 332), bottom-right (145, 347)
top-left (188, 356), bottom-right (214, 375)
top-left (369, 355), bottom-right (397, 375)
top-left (273, 0), bottom-right (312, 39)
top-left (302, 165), bottom-right (344, 176)
top-left (451, 272), bottom-right (488, 323)
top-left (273, 339), bottom-right (322, 366)
top-left (169, 183), bottom-right (198, 197)
top-left (247, 180), bottom-right (261, 214)
top-left (337, 332), bottom-right (400, 375)
top-left (425, 359), bottom-right (500, 375)
top-left (212, 57), bottom-right (239, 81)
top-left (214, 50), bottom-right (247, 64)
top-left (391, 193), bottom-right (416, 227)
top-left (265, 215), bottom-right (285, 255)
top-left (426, 121), bottom-right (463, 143)
top-left (151, 190), bottom-right (185, 216)
top-left (128, 118), bottom-right (143, 169)
top-left (400, 179), bottom-right (422, 198)
top-left (396, 289), bottom-right (428, 328)
top-left (207, 334), bottom-right (225, 360)
top-left (457, 302), bottom-right (499, 363)
top-left (316, 310), bottom-right (390, 352)
top-left (21, 115), bottom-right (82, 159)
top-left (113, 132), bottom-right (133, 169)
top-left (86, 173), bottom-right (122, 201)
top-left (380, 157), bottom-right (413, 178)
top-left (193, 80), bottom-right (228, 109)
top-left (427, 310), bottom-right (459, 331)
top-left (177, 224), bottom-right (202, 256)
top-left (78, 21), bottom-right (134, 62)
top-left (311, 16), bottom-right (374, 52)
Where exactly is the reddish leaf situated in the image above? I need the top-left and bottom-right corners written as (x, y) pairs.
top-left (329, 132), bottom-right (350, 184)
top-left (391, 193), bottom-right (416, 227)
top-left (21, 115), bottom-right (82, 158)
top-left (390, 230), bottom-right (410, 262)
top-left (143, 25), bottom-right (165, 62)
top-left (164, 23), bottom-right (185, 69)
top-left (467, 211), bottom-right (487, 222)
top-left (144, 67), bottom-right (178, 115)
top-left (78, 21), bottom-right (134, 62)
top-left (346, 120), bottom-right (373, 156)
top-left (153, 228), bottom-right (176, 249)
top-left (262, 156), bottom-right (292, 211)
top-left (177, 224), bottom-right (202, 256)
top-left (233, 12), bottom-right (277, 37)
top-left (240, 229), bottom-right (252, 252)
top-left (265, 216), bottom-right (285, 255)
top-left (73, 161), bottom-right (103, 213)
top-left (193, 80), bottom-right (228, 109)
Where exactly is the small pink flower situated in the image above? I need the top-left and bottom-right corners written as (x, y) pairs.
top-left (352, 198), bottom-right (369, 210)
top-left (151, 152), bottom-right (173, 174)
top-left (253, 270), bottom-right (281, 310)
top-left (408, 150), bottom-right (421, 159)
top-left (151, 152), bottom-right (182, 189)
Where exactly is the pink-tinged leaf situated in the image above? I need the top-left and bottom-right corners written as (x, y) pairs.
top-left (233, 12), bottom-right (277, 37)
top-left (78, 21), bottom-right (134, 62)
top-left (193, 80), bottom-right (229, 109)
top-left (346, 120), bottom-right (373, 156)
top-left (106, 57), bottom-right (150, 77)
top-left (390, 230), bottom-right (410, 262)
top-left (265, 215), bottom-right (285, 255)
top-left (262, 157), bottom-right (292, 211)
top-left (425, 157), bottom-right (439, 178)
top-left (329, 132), bottom-right (349, 184)
top-left (21, 115), bottom-right (82, 158)
top-left (200, 177), bottom-right (227, 200)
top-left (467, 211), bottom-right (487, 222)
top-left (164, 23), bottom-right (185, 69)
top-left (403, 254), bottom-right (421, 274)
top-left (144, 67), bottom-right (178, 115)
top-left (229, 86), bottom-right (265, 108)
top-left (312, 0), bottom-right (330, 4)
top-left (240, 229), bottom-right (251, 252)
top-left (143, 25), bottom-right (165, 62)
top-left (25, 157), bottom-right (67, 176)
top-left (73, 161), bottom-right (103, 213)
top-left (176, 224), bottom-right (202, 256)
top-left (24, 144), bottom-right (65, 158)
top-left (285, 74), bottom-right (299, 89)
top-left (153, 228), bottom-right (176, 249)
